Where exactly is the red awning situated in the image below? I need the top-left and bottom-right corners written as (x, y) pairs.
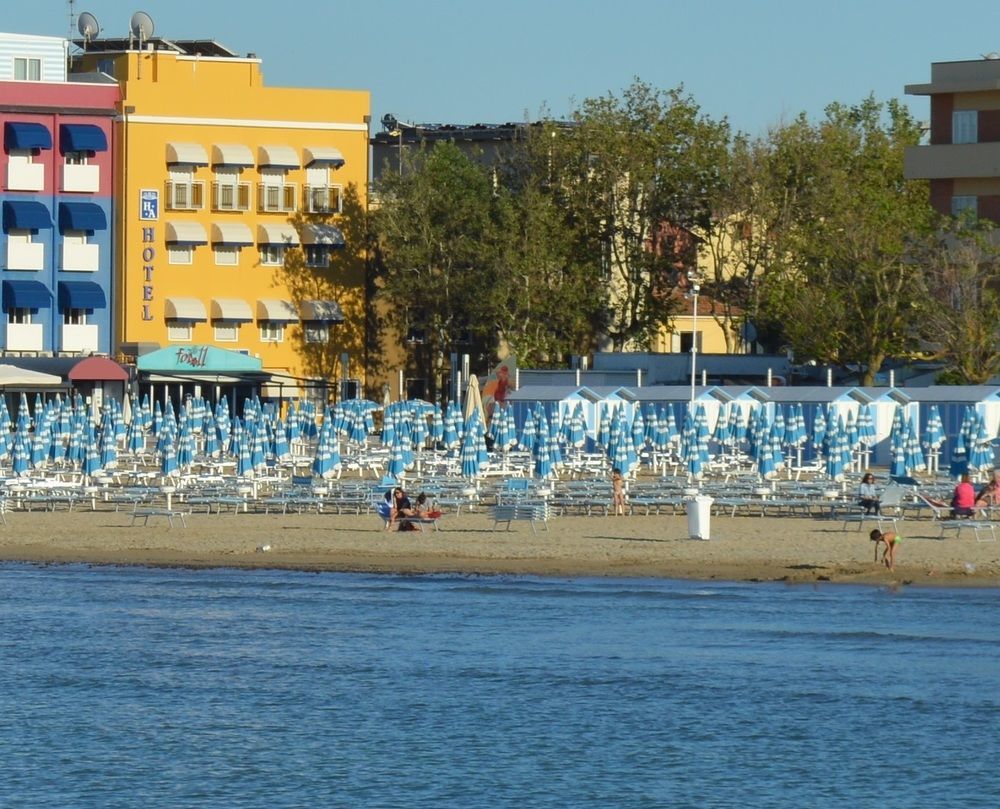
top-left (68, 356), bottom-right (129, 382)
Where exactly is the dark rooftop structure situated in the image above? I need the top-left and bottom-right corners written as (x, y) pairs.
top-left (71, 37), bottom-right (241, 58)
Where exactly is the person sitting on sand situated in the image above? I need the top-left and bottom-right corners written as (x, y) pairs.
top-left (975, 477), bottom-right (999, 511)
top-left (870, 528), bottom-right (900, 571)
top-left (389, 487), bottom-right (416, 530)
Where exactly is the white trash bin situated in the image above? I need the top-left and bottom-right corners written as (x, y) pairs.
top-left (686, 495), bottom-right (714, 539)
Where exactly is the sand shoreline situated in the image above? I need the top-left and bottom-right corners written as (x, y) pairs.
top-left (1, 509), bottom-right (998, 588)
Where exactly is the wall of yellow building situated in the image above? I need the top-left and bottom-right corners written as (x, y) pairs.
top-left (77, 48), bottom-right (370, 393)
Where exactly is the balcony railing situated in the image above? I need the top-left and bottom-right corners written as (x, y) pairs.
top-left (62, 163), bottom-right (100, 193)
top-left (61, 241), bottom-right (100, 272)
top-left (6, 323), bottom-right (43, 352)
top-left (6, 241), bottom-right (43, 271)
top-left (303, 184), bottom-right (343, 214)
top-left (7, 161), bottom-right (44, 192)
top-left (257, 182), bottom-right (297, 213)
top-left (212, 181), bottom-right (251, 212)
top-left (61, 324), bottom-right (99, 354)
top-left (165, 180), bottom-right (206, 211)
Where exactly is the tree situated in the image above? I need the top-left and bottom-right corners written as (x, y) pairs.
top-left (547, 79), bottom-right (729, 351)
top-left (759, 98), bottom-right (932, 384)
top-left (914, 218), bottom-right (1000, 383)
top-left (371, 142), bottom-right (498, 401)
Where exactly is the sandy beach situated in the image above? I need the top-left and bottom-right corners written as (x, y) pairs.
top-left (1, 507), bottom-right (998, 587)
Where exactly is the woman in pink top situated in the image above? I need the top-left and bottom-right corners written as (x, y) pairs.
top-left (951, 474), bottom-right (976, 518)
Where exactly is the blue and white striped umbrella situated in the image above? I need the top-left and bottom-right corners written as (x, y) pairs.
top-left (11, 431), bottom-right (30, 476)
top-left (386, 432), bottom-right (407, 480)
top-left (460, 411), bottom-right (483, 479)
top-left (201, 410), bottom-right (220, 458)
top-left (597, 405), bottom-right (612, 448)
top-left (680, 413), bottom-right (703, 479)
top-left (923, 405), bottom-right (945, 451)
top-left (99, 416), bottom-right (118, 469)
top-left (653, 407), bottom-right (672, 453)
top-left (273, 418), bottom-right (291, 462)
top-left (430, 406), bottom-right (444, 445)
top-left (534, 432), bottom-right (555, 480)
top-left (82, 425), bottom-right (102, 477)
top-left (890, 424), bottom-right (908, 478)
top-left (811, 408), bottom-right (827, 457)
top-left (949, 432), bottom-right (969, 479)
top-left (825, 418), bottom-right (845, 480)
top-left (311, 418), bottom-right (335, 479)
top-left (176, 418), bottom-right (195, 469)
top-left (904, 418), bottom-right (926, 475)
top-left (857, 405), bottom-right (876, 448)
top-left (159, 426), bottom-right (178, 478)
top-left (237, 423), bottom-right (255, 478)
top-left (631, 408), bottom-right (647, 452)
top-left (519, 412), bottom-right (537, 453)
top-left (968, 414), bottom-right (994, 473)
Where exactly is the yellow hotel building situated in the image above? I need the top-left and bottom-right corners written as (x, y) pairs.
top-left (73, 34), bottom-right (369, 401)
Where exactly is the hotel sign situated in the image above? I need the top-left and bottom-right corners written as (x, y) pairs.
top-left (140, 189), bottom-right (159, 221)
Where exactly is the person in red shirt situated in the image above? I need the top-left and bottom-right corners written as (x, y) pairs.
top-left (951, 474), bottom-right (976, 518)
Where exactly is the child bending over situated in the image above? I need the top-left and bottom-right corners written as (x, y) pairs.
top-left (870, 528), bottom-right (900, 571)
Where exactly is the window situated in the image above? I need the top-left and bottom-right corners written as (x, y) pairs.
top-left (212, 168), bottom-right (250, 211)
top-left (214, 245), bottom-right (240, 266)
top-left (305, 245), bottom-right (330, 268)
top-left (259, 244), bottom-right (285, 265)
top-left (302, 322), bottom-right (329, 343)
top-left (166, 320), bottom-right (193, 341)
top-left (678, 332), bottom-right (703, 353)
top-left (14, 57), bottom-right (41, 81)
top-left (951, 195), bottom-right (978, 218)
top-left (259, 321), bottom-right (284, 343)
top-left (168, 244), bottom-right (193, 265)
top-left (953, 110), bottom-right (978, 144)
top-left (8, 308), bottom-right (31, 325)
top-left (258, 169), bottom-right (296, 213)
top-left (64, 151), bottom-right (88, 166)
top-left (166, 168), bottom-right (204, 211)
top-left (214, 321), bottom-right (239, 342)
top-left (63, 308), bottom-right (87, 325)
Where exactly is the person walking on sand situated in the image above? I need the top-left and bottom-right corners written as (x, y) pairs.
top-left (870, 528), bottom-right (900, 571)
top-left (611, 468), bottom-right (626, 516)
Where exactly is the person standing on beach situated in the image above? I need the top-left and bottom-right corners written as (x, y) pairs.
top-left (870, 529), bottom-right (900, 571)
top-left (611, 468), bottom-right (626, 516)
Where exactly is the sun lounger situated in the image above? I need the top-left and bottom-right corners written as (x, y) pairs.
top-left (492, 502), bottom-right (550, 534)
top-left (937, 520), bottom-right (998, 542)
top-left (130, 508), bottom-right (188, 528)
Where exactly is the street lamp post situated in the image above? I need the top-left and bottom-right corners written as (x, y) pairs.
top-left (687, 271), bottom-right (702, 405)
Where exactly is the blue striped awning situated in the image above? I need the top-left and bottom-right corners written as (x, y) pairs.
top-left (59, 124), bottom-right (108, 154)
top-left (4, 122), bottom-right (52, 151)
top-left (58, 202), bottom-right (107, 233)
top-left (58, 281), bottom-right (106, 310)
top-left (2, 280), bottom-right (52, 310)
top-left (2, 201), bottom-right (52, 231)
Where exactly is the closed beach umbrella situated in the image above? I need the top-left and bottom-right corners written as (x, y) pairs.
top-left (811, 408), bottom-right (827, 457)
top-left (519, 411), bottom-right (537, 453)
top-left (460, 412), bottom-right (482, 479)
top-left (99, 416), bottom-right (118, 469)
top-left (825, 419), bottom-right (845, 480)
top-left (11, 431), bottom-right (30, 476)
top-left (159, 426), bottom-right (178, 478)
top-left (534, 432), bottom-right (554, 480)
top-left (430, 406), bottom-right (444, 446)
top-left (904, 418), bottom-right (926, 475)
top-left (597, 405), bottom-right (612, 449)
top-left (923, 405), bottom-right (945, 451)
top-left (202, 410), bottom-right (220, 458)
top-left (82, 425), bottom-right (102, 477)
top-left (631, 408), bottom-right (646, 452)
top-left (272, 417), bottom-right (290, 462)
top-left (176, 418), bottom-right (194, 469)
top-left (949, 432), bottom-right (969, 479)
top-left (968, 414), bottom-right (994, 473)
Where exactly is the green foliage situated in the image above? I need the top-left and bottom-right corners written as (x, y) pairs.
top-left (758, 97), bottom-right (932, 384)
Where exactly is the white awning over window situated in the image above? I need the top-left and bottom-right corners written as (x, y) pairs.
top-left (300, 223), bottom-right (345, 246)
top-left (164, 297), bottom-right (207, 321)
top-left (210, 298), bottom-right (253, 322)
top-left (211, 143), bottom-right (254, 166)
top-left (165, 221), bottom-right (208, 244)
top-left (299, 300), bottom-right (345, 322)
top-left (210, 222), bottom-right (254, 245)
top-left (303, 146), bottom-right (346, 168)
top-left (256, 298), bottom-right (298, 322)
top-left (256, 223), bottom-right (300, 245)
top-left (257, 145), bottom-right (299, 168)
top-left (165, 142), bottom-right (209, 165)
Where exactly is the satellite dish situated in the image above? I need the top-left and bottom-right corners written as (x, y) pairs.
top-left (130, 10), bottom-right (155, 41)
top-left (78, 11), bottom-right (101, 41)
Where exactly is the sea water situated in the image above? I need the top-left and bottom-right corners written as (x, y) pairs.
top-left (1, 564), bottom-right (998, 808)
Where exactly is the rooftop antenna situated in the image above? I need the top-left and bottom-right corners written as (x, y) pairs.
top-left (130, 10), bottom-right (154, 49)
top-left (68, 0), bottom-right (76, 38)
top-left (77, 11), bottom-right (101, 45)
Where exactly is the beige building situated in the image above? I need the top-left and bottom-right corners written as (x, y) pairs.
top-left (905, 56), bottom-right (1000, 220)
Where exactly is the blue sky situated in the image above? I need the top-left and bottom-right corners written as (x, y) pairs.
top-left (9, 1), bottom-right (1000, 135)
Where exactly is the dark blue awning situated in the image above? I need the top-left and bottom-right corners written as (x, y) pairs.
top-left (58, 281), bottom-right (106, 310)
top-left (4, 122), bottom-right (52, 151)
top-left (2, 280), bottom-right (52, 310)
top-left (59, 124), bottom-right (108, 154)
top-left (58, 202), bottom-right (107, 233)
top-left (3, 201), bottom-right (52, 231)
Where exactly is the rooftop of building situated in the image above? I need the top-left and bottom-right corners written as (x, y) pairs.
top-left (371, 114), bottom-right (574, 144)
top-left (71, 37), bottom-right (246, 59)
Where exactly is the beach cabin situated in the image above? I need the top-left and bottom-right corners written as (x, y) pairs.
top-left (909, 386), bottom-right (1000, 475)
top-left (620, 385), bottom-right (735, 435)
top-left (761, 387), bottom-right (875, 462)
top-left (505, 385), bottom-right (591, 437)
top-left (857, 388), bottom-right (919, 466)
